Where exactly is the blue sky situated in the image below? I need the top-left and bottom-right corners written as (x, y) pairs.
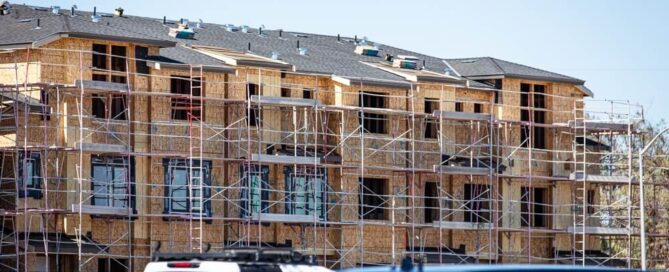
top-left (24, 0), bottom-right (669, 124)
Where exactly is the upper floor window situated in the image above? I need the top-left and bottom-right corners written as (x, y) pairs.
top-left (302, 88), bottom-right (313, 99)
top-left (494, 79), bottom-right (503, 104)
top-left (135, 46), bottom-right (149, 75)
top-left (520, 83), bottom-right (547, 149)
top-left (91, 156), bottom-right (134, 210)
top-left (521, 187), bottom-right (549, 227)
top-left (424, 181), bottom-right (439, 223)
top-left (281, 87), bottom-right (290, 98)
top-left (92, 44), bottom-right (108, 70)
top-left (18, 152), bottom-right (42, 198)
top-left (359, 178), bottom-right (387, 220)
top-left (40, 89), bottom-right (50, 120)
top-left (111, 45), bottom-right (127, 72)
top-left (170, 76), bottom-right (203, 121)
top-left (91, 44), bottom-right (127, 83)
top-left (464, 184), bottom-right (490, 223)
top-left (247, 83), bottom-right (259, 126)
top-left (455, 102), bottom-right (463, 112)
top-left (91, 94), bottom-right (127, 120)
top-left (587, 189), bottom-right (596, 214)
top-left (284, 167), bottom-right (327, 219)
top-left (424, 98), bottom-right (439, 139)
top-left (359, 92), bottom-right (387, 134)
top-left (163, 159), bottom-right (212, 216)
top-left (474, 103), bottom-right (483, 113)
top-left (240, 165), bottom-right (269, 217)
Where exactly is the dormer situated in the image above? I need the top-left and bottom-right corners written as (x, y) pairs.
top-left (354, 44), bottom-right (379, 57)
top-left (392, 55), bottom-right (419, 69)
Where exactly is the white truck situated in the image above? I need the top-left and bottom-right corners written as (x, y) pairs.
top-left (144, 248), bottom-right (333, 272)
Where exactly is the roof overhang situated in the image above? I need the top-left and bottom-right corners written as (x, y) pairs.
top-left (458, 80), bottom-right (497, 92)
top-left (462, 74), bottom-right (586, 86)
top-left (1, 33), bottom-right (177, 49)
top-left (65, 32), bottom-right (177, 47)
top-left (576, 85), bottom-right (594, 97)
top-left (344, 77), bottom-right (412, 89)
top-left (461, 75), bottom-right (504, 80)
top-left (21, 32), bottom-right (177, 48)
top-left (504, 73), bottom-right (585, 85)
top-left (360, 61), bottom-right (465, 84)
top-left (0, 43), bottom-right (32, 50)
top-left (190, 45), bottom-right (295, 70)
top-left (146, 60), bottom-right (236, 74)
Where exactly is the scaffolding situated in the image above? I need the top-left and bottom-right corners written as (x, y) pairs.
top-left (0, 46), bottom-right (664, 272)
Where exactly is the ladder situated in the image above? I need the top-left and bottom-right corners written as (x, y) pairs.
top-left (188, 65), bottom-right (205, 253)
top-left (571, 100), bottom-right (588, 266)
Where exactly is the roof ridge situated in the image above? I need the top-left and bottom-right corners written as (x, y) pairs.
top-left (489, 57), bottom-right (583, 83)
top-left (487, 57), bottom-right (506, 75)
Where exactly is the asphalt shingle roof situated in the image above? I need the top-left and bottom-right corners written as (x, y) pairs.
top-left (0, 5), bottom-right (174, 47)
top-left (445, 57), bottom-right (585, 85)
top-left (0, 4), bottom-right (583, 90)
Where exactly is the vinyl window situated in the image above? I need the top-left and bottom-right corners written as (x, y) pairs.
top-left (284, 167), bottom-right (327, 219)
top-left (91, 156), bottom-right (134, 209)
top-left (240, 165), bottom-right (269, 217)
top-left (163, 159), bottom-right (212, 216)
top-left (17, 152), bottom-right (41, 198)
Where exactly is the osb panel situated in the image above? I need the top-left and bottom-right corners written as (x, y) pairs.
top-left (0, 62), bottom-right (40, 84)
top-left (90, 219), bottom-right (133, 255)
top-left (340, 225), bottom-right (406, 265)
top-left (520, 235), bottom-right (554, 261)
top-left (334, 82), bottom-right (412, 168)
top-left (553, 182), bottom-right (572, 229)
top-left (502, 179), bottom-right (521, 229)
top-left (338, 169), bottom-right (407, 222)
top-left (148, 220), bottom-right (226, 253)
top-left (38, 38), bottom-right (162, 86)
top-left (149, 68), bottom-right (227, 155)
top-left (499, 78), bottom-right (583, 122)
top-left (452, 229), bottom-right (496, 257)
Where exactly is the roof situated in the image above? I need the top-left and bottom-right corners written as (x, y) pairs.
top-left (1, 4), bottom-right (583, 91)
top-left (444, 57), bottom-right (585, 85)
top-left (0, 5), bottom-right (175, 48)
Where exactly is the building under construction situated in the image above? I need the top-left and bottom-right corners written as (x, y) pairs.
top-left (0, 3), bottom-right (663, 272)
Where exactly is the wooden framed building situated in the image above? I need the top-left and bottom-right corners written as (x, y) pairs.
top-left (0, 3), bottom-right (654, 271)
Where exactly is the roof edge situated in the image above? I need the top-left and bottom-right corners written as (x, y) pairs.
top-left (146, 61), bottom-right (236, 74)
top-left (345, 77), bottom-right (412, 89)
top-left (60, 32), bottom-right (176, 47)
top-left (503, 73), bottom-right (585, 85)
